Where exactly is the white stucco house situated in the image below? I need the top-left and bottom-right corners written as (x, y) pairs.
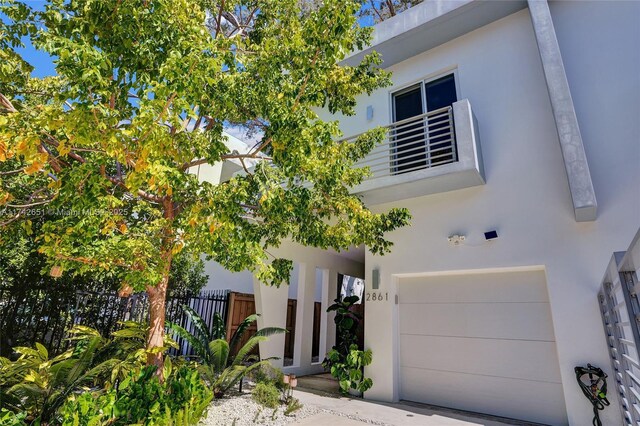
top-left (202, 1), bottom-right (640, 425)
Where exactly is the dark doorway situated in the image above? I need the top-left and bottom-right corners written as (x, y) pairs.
top-left (335, 273), bottom-right (365, 351)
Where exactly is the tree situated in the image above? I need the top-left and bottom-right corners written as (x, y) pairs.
top-left (359, 0), bottom-right (423, 23)
top-left (0, 0), bottom-right (410, 379)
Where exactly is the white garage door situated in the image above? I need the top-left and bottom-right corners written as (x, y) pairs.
top-left (398, 270), bottom-right (568, 425)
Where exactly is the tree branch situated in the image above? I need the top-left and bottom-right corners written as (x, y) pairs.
top-left (0, 168), bottom-right (25, 176)
top-left (6, 199), bottom-right (52, 208)
top-left (0, 93), bottom-right (18, 113)
top-left (181, 153), bottom-right (271, 171)
top-left (215, 0), bottom-right (227, 38)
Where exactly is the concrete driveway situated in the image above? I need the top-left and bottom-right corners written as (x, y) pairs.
top-left (291, 389), bottom-right (531, 426)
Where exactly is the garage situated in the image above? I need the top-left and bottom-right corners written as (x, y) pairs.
top-left (398, 269), bottom-right (568, 425)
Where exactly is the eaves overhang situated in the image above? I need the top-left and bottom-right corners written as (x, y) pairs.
top-left (343, 0), bottom-right (527, 68)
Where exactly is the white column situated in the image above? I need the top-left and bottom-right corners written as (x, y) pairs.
top-left (323, 269), bottom-right (338, 356)
top-left (292, 263), bottom-right (316, 369)
top-left (252, 276), bottom-right (288, 368)
top-left (527, 0), bottom-right (597, 221)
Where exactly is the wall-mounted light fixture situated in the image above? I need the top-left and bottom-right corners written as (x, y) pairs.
top-left (372, 268), bottom-right (380, 289)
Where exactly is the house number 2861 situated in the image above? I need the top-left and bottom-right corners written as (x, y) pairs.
top-left (366, 292), bottom-right (388, 302)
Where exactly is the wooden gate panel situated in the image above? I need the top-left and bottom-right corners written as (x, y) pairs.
top-left (226, 292), bottom-right (257, 354)
top-left (226, 292), bottom-right (299, 360)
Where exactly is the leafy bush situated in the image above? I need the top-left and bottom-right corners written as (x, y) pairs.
top-left (252, 363), bottom-right (285, 391)
top-left (252, 382), bottom-right (280, 409)
top-left (60, 365), bottom-right (212, 425)
top-left (0, 338), bottom-right (121, 423)
top-left (0, 318), bottom-right (213, 425)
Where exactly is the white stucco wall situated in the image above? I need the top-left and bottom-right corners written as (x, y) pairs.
top-left (317, 4), bottom-right (639, 425)
top-left (202, 259), bottom-right (254, 293)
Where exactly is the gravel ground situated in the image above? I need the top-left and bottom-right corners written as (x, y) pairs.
top-left (200, 390), bottom-right (319, 426)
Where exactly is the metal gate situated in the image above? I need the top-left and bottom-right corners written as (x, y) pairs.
top-left (599, 229), bottom-right (640, 425)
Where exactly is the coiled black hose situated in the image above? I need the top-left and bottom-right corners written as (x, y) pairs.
top-left (575, 364), bottom-right (610, 426)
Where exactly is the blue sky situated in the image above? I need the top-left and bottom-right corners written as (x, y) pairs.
top-left (3, 1), bottom-right (56, 77)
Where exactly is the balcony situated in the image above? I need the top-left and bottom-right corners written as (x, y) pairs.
top-left (346, 99), bottom-right (485, 205)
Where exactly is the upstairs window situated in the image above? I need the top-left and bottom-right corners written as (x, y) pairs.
top-left (391, 73), bottom-right (458, 174)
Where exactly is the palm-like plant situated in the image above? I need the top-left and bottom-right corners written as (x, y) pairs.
top-left (0, 322), bottom-right (178, 423)
top-left (0, 336), bottom-right (118, 423)
top-left (168, 306), bottom-right (285, 398)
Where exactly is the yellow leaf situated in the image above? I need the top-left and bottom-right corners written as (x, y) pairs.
top-left (277, 93), bottom-right (284, 99)
top-left (171, 242), bottom-right (184, 255)
top-left (209, 223), bottom-right (216, 233)
top-left (166, 186), bottom-right (172, 196)
top-left (119, 223), bottom-right (128, 234)
top-left (57, 142), bottom-right (70, 156)
top-left (24, 161), bottom-right (42, 175)
top-left (188, 217), bottom-right (197, 227)
top-left (134, 159), bottom-right (147, 172)
top-left (16, 138), bottom-right (28, 154)
top-left (0, 191), bottom-right (12, 206)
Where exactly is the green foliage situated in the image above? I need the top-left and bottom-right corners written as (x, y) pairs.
top-left (0, 0), bottom-right (409, 290)
top-left (60, 365), bottom-right (212, 425)
top-left (0, 409), bottom-right (26, 426)
top-left (0, 323), bottom-right (178, 423)
top-left (0, 323), bottom-right (209, 425)
top-left (252, 363), bottom-right (285, 391)
top-left (0, 336), bottom-right (120, 423)
top-left (323, 296), bottom-right (372, 395)
top-left (325, 345), bottom-right (373, 394)
top-left (252, 382), bottom-right (280, 409)
top-left (326, 295), bottom-right (362, 356)
top-left (167, 306), bottom-right (285, 397)
top-left (0, 0), bottom-right (410, 374)
top-left (284, 397), bottom-right (303, 416)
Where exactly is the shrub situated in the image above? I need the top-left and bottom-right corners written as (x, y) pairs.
top-left (0, 324), bottom-right (209, 425)
top-left (60, 365), bottom-right (212, 425)
top-left (0, 338), bottom-right (122, 423)
top-left (252, 363), bottom-right (285, 390)
top-left (0, 409), bottom-right (26, 426)
top-left (252, 382), bottom-right (280, 409)
top-left (284, 397), bottom-right (303, 416)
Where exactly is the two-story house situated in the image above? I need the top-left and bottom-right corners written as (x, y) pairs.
top-left (203, 1), bottom-right (640, 424)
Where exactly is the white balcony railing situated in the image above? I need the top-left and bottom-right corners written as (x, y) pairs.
top-left (344, 106), bottom-right (456, 180)
top-left (343, 99), bottom-right (485, 205)
top-left (599, 228), bottom-right (640, 426)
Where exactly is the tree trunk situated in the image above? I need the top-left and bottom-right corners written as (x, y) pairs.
top-left (146, 274), bottom-right (168, 380)
top-left (146, 198), bottom-right (175, 381)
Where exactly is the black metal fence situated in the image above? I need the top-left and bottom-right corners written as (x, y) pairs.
top-left (0, 285), bottom-right (77, 356)
top-left (0, 287), bottom-right (230, 358)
